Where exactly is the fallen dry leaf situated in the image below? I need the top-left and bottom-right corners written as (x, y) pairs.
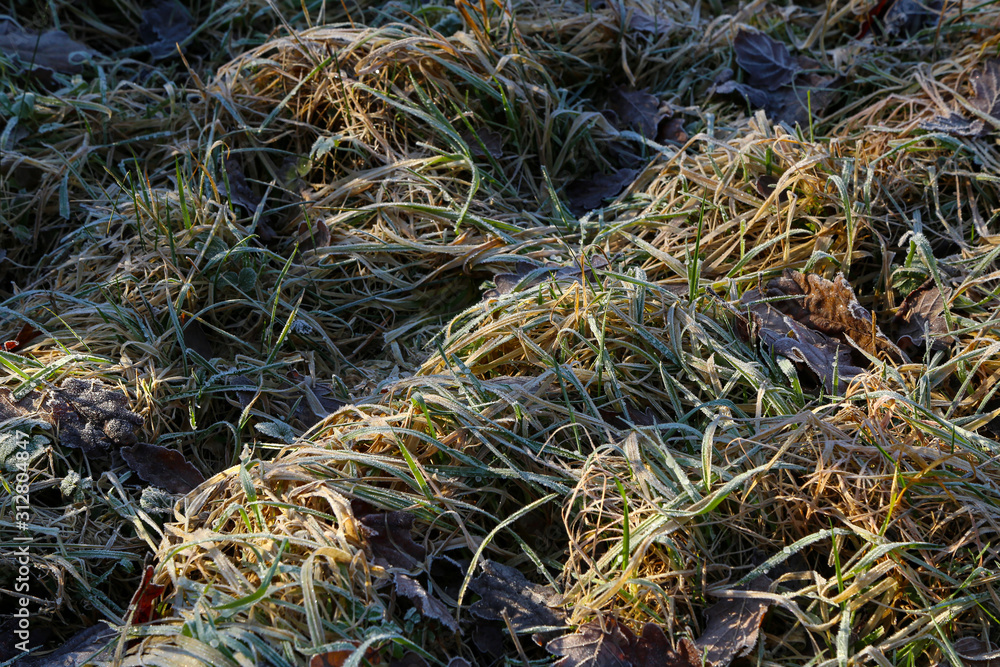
top-left (12, 622), bottom-right (115, 667)
top-left (182, 318), bottom-right (214, 360)
top-left (354, 502), bottom-right (427, 568)
top-left (468, 560), bottom-right (566, 632)
top-left (546, 619), bottom-right (698, 667)
top-left (461, 128), bottom-right (504, 159)
top-left (0, 19), bottom-right (97, 74)
top-left (732, 30), bottom-right (799, 91)
top-left (862, 0), bottom-right (942, 38)
top-left (128, 565), bottom-right (166, 625)
top-left (3, 323), bottom-right (40, 352)
top-left (121, 442), bottom-right (206, 494)
top-left (546, 621), bottom-right (632, 667)
top-left (223, 154), bottom-right (262, 215)
top-left (607, 89), bottom-right (662, 139)
top-left (140, 0), bottom-right (193, 60)
top-left (625, 8), bottom-right (672, 36)
top-left (922, 59), bottom-right (1000, 137)
top-left (683, 575), bottom-right (772, 667)
top-left (657, 116), bottom-right (688, 144)
top-left (389, 653), bottom-right (429, 667)
top-left (717, 32), bottom-right (840, 127)
top-left (565, 168), bottom-right (639, 214)
top-left (894, 278), bottom-right (954, 351)
top-left (944, 636), bottom-right (1000, 667)
top-left (753, 270), bottom-right (903, 361)
top-left (394, 573), bottom-right (460, 633)
top-left (48, 379), bottom-right (143, 456)
top-left (298, 219), bottom-right (332, 250)
top-left (739, 271), bottom-right (903, 392)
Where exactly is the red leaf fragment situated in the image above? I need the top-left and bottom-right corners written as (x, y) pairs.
top-left (3, 323), bottom-right (39, 352)
top-left (128, 565), bottom-right (166, 625)
top-left (121, 442), bottom-right (206, 494)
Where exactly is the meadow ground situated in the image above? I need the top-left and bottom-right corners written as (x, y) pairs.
top-left (2, 0), bottom-right (1000, 665)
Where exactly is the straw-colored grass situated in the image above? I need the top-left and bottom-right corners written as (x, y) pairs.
top-left (3, 0), bottom-right (1000, 664)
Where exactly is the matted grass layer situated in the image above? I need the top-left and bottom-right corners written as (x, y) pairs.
top-left (2, 0), bottom-right (1000, 663)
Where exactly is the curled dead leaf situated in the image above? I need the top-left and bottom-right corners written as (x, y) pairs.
top-left (922, 59), bottom-right (1000, 137)
top-left (121, 442), bottom-right (206, 494)
top-left (0, 19), bottom-right (98, 74)
top-left (894, 278), bottom-right (954, 351)
top-left (468, 560), bottom-right (566, 632)
top-left (565, 168), bottom-right (639, 214)
top-left (739, 270), bottom-right (904, 392)
top-left (684, 575), bottom-right (772, 667)
top-left (394, 573), bottom-right (460, 633)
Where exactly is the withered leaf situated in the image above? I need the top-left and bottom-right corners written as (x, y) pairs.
top-left (739, 271), bottom-right (903, 392)
top-left (394, 573), bottom-right (460, 633)
top-left (485, 257), bottom-right (608, 299)
top-left (546, 619), bottom-right (697, 667)
top-left (657, 117), bottom-right (688, 144)
top-left (389, 653), bottom-right (429, 667)
top-left (607, 89), bottom-right (662, 139)
top-left (0, 19), bottom-right (97, 74)
top-left (732, 30), bottom-right (799, 91)
top-left (448, 659), bottom-right (472, 667)
top-left (354, 502), bottom-right (427, 568)
top-left (922, 59), bottom-right (1000, 137)
top-left (129, 565), bottom-right (166, 625)
top-left (625, 8), bottom-right (672, 36)
top-left (469, 560), bottom-right (566, 632)
top-left (121, 442), bottom-right (205, 494)
top-left (298, 219), bottom-right (331, 251)
top-left (546, 621), bottom-right (632, 667)
top-left (461, 128), bottom-right (504, 159)
top-left (687, 575), bottom-right (772, 667)
top-left (182, 318), bottom-right (214, 360)
top-left (894, 278), bottom-right (954, 351)
top-left (945, 636), bottom-right (1000, 667)
top-left (13, 622), bottom-right (115, 667)
top-left (224, 154), bottom-right (262, 215)
top-left (3, 323), bottom-right (40, 352)
top-left (881, 0), bottom-right (943, 38)
top-left (764, 271), bottom-right (902, 360)
top-left (139, 0), bottom-right (193, 60)
top-left (49, 379), bottom-right (143, 455)
top-left (717, 74), bottom-right (839, 127)
top-left (565, 168), bottom-right (638, 214)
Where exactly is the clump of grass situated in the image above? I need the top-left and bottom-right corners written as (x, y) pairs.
top-left (3, 0), bottom-right (1000, 662)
